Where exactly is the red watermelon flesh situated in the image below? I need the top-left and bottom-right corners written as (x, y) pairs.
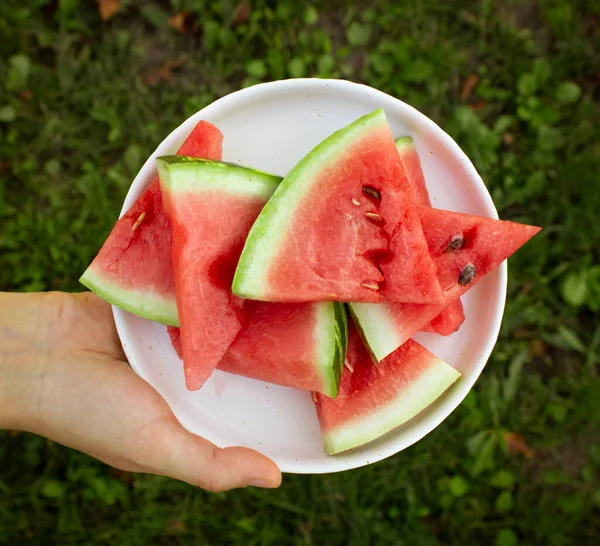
top-left (350, 207), bottom-right (541, 361)
top-left (421, 299), bottom-right (465, 336)
top-left (395, 136), bottom-right (466, 335)
top-left (168, 301), bottom-right (347, 398)
top-left (232, 109), bottom-right (443, 305)
top-left (395, 136), bottom-right (432, 207)
top-left (79, 121), bottom-right (223, 326)
top-left (168, 326), bottom-right (183, 359)
top-left (158, 158), bottom-right (281, 390)
top-left (379, 209), bottom-right (444, 304)
top-left (219, 302), bottom-right (339, 395)
top-left (167, 192), bottom-right (255, 389)
top-left (313, 324), bottom-right (460, 454)
top-left (421, 207), bottom-right (541, 300)
top-left (263, 131), bottom-right (391, 302)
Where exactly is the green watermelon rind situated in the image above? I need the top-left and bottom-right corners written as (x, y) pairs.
top-left (157, 156), bottom-right (281, 199)
top-left (322, 360), bottom-right (461, 455)
top-left (83, 158), bottom-right (282, 327)
top-left (231, 109), bottom-right (390, 300)
top-left (348, 302), bottom-right (406, 362)
top-left (394, 135), bottom-right (414, 150)
top-left (79, 268), bottom-right (180, 326)
top-left (315, 302), bottom-right (348, 399)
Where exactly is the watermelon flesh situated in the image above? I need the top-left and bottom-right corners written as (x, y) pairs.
top-left (168, 301), bottom-right (348, 398)
top-left (313, 323), bottom-right (460, 454)
top-left (421, 299), bottom-right (465, 336)
top-left (395, 136), bottom-right (466, 335)
top-left (158, 157), bottom-right (280, 390)
top-left (168, 326), bottom-right (183, 358)
top-left (233, 109), bottom-right (443, 305)
top-left (351, 207), bottom-right (541, 361)
top-left (79, 121), bottom-right (223, 326)
top-left (395, 136), bottom-right (432, 207)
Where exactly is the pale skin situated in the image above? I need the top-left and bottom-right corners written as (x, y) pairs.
top-left (0, 291), bottom-right (282, 492)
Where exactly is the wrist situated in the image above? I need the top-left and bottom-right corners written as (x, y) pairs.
top-left (0, 292), bottom-right (52, 431)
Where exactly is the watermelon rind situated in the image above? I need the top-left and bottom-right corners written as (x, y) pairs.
top-left (84, 158), bottom-right (281, 327)
top-left (79, 267), bottom-right (180, 326)
top-left (394, 135), bottom-right (414, 149)
top-left (322, 359), bottom-right (461, 455)
top-left (347, 302), bottom-right (404, 363)
top-left (231, 108), bottom-right (390, 300)
top-left (157, 156), bottom-right (281, 199)
top-left (316, 302), bottom-right (348, 398)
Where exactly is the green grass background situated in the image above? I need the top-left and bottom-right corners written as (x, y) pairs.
top-left (1, 0), bottom-right (599, 544)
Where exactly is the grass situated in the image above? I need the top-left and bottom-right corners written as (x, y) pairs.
top-left (1, 0), bottom-right (600, 544)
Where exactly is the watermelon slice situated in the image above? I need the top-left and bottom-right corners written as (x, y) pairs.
top-left (395, 136), bottom-right (432, 207)
top-left (168, 301), bottom-right (348, 398)
top-left (158, 157), bottom-right (280, 390)
top-left (313, 323), bottom-right (460, 454)
top-left (421, 299), bottom-right (465, 336)
top-left (351, 207), bottom-right (541, 361)
top-left (232, 109), bottom-right (443, 305)
top-left (79, 121), bottom-right (223, 326)
top-left (395, 136), bottom-right (466, 335)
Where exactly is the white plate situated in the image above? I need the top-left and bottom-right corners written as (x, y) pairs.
top-left (113, 79), bottom-right (506, 474)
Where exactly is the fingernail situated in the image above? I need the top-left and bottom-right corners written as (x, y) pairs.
top-left (248, 479), bottom-right (278, 489)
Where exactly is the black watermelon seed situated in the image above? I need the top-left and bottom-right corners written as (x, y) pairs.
top-left (458, 263), bottom-right (476, 286)
top-left (362, 186), bottom-right (382, 200)
top-left (446, 234), bottom-right (465, 252)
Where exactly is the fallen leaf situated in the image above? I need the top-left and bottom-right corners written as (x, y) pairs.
top-left (169, 11), bottom-right (193, 33)
top-left (461, 10), bottom-right (478, 24)
top-left (503, 432), bottom-right (535, 459)
top-left (422, 515), bottom-right (441, 537)
top-left (502, 133), bottom-right (515, 145)
top-left (166, 519), bottom-right (187, 535)
top-left (530, 339), bottom-right (547, 357)
top-left (461, 73), bottom-right (479, 101)
top-left (589, 14), bottom-right (600, 37)
top-left (520, 280), bottom-right (534, 296)
top-left (468, 100), bottom-right (487, 111)
top-left (144, 57), bottom-right (186, 87)
top-left (97, 0), bottom-right (120, 21)
top-left (19, 89), bottom-right (33, 101)
top-left (233, 2), bottom-right (250, 24)
top-left (298, 521), bottom-right (313, 536)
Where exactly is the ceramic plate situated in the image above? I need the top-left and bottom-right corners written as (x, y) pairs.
top-left (113, 79), bottom-right (507, 474)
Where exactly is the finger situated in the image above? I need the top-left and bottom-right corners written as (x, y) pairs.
top-left (138, 416), bottom-right (282, 492)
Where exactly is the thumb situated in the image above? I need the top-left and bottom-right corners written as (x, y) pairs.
top-left (140, 417), bottom-right (282, 492)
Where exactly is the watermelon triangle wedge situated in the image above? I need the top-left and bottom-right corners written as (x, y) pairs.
top-left (157, 157), bottom-right (281, 390)
top-left (168, 300), bottom-right (348, 398)
top-left (395, 136), bottom-right (466, 335)
top-left (79, 121), bottom-right (223, 326)
top-left (313, 322), bottom-right (460, 455)
top-left (351, 207), bottom-right (541, 361)
top-left (232, 109), bottom-right (443, 305)
top-left (395, 136), bottom-right (432, 207)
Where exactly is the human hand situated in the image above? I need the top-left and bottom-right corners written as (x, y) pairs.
top-left (0, 291), bottom-right (281, 492)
